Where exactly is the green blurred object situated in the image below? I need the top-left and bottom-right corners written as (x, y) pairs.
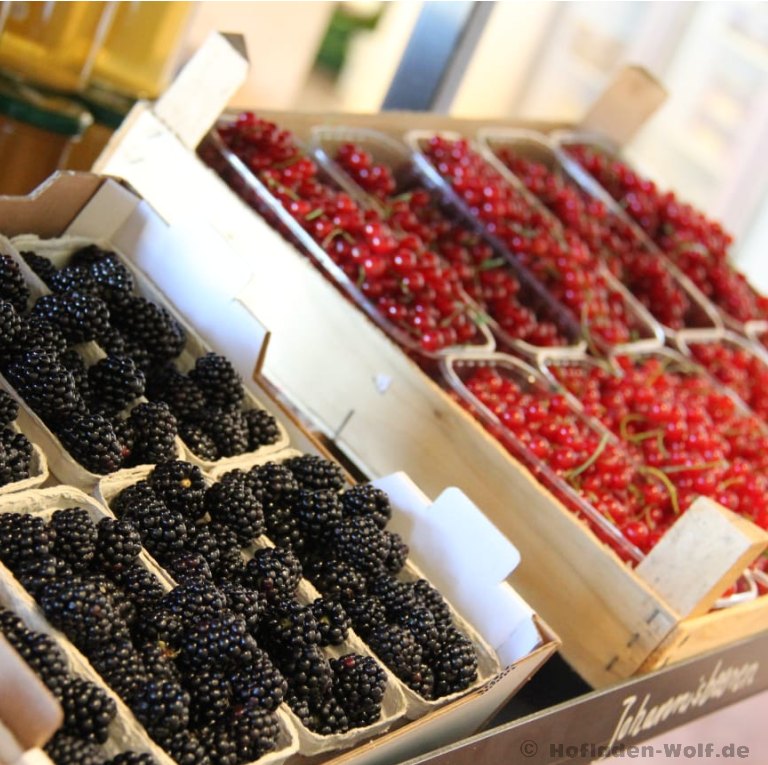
top-left (315, 3), bottom-right (385, 77)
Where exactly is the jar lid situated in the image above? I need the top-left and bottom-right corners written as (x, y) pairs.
top-left (76, 83), bottom-right (135, 129)
top-left (0, 77), bottom-right (92, 136)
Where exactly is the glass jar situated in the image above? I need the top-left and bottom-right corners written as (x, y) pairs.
top-left (90, 1), bottom-right (194, 98)
top-left (0, 2), bottom-right (116, 92)
top-left (65, 84), bottom-right (134, 171)
top-left (0, 77), bottom-right (92, 195)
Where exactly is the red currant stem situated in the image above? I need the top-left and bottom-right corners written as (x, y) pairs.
top-left (266, 177), bottom-right (301, 203)
top-left (718, 476), bottom-right (745, 491)
top-left (305, 207), bottom-right (324, 221)
top-left (625, 429), bottom-right (664, 444)
top-left (270, 154), bottom-right (303, 170)
top-left (618, 413), bottom-right (646, 441)
top-left (390, 191), bottom-right (413, 204)
top-left (356, 266), bottom-right (366, 289)
top-left (438, 304), bottom-right (465, 329)
top-left (638, 465), bottom-right (681, 515)
top-left (643, 504), bottom-right (657, 530)
top-left (320, 228), bottom-right (355, 249)
top-left (477, 257), bottom-right (507, 272)
top-left (644, 359), bottom-right (674, 389)
top-left (656, 432), bottom-right (670, 458)
top-left (565, 433), bottom-right (610, 480)
top-left (471, 309), bottom-right (492, 326)
top-left (628, 482), bottom-right (643, 501)
top-left (659, 460), bottom-right (728, 475)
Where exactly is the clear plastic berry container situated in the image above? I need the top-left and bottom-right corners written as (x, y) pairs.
top-left (198, 121), bottom-right (495, 362)
top-left (552, 129), bottom-right (768, 340)
top-left (439, 351), bottom-right (646, 564)
top-left (308, 125), bottom-right (586, 361)
top-left (476, 128), bottom-right (723, 340)
top-left (404, 129), bottom-right (667, 357)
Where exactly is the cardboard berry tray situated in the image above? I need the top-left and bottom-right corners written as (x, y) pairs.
top-left (403, 128), bottom-right (667, 357)
top-left (197, 120), bottom-right (497, 362)
top-left (475, 127), bottom-right (724, 340)
top-left (308, 124), bottom-right (586, 361)
top-left (551, 129), bottom-right (768, 341)
top-left (0, 486), bottom-right (179, 765)
top-left (6, 232), bottom-right (290, 474)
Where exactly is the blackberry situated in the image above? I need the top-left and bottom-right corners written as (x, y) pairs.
top-left (331, 653), bottom-right (387, 729)
top-left (88, 253), bottom-right (134, 305)
top-left (196, 407), bottom-right (249, 459)
top-left (149, 460), bottom-right (206, 521)
top-left (384, 531), bottom-right (409, 574)
top-left (306, 696), bottom-right (350, 735)
top-left (367, 624), bottom-right (424, 689)
top-left (0, 428), bottom-right (33, 485)
top-left (341, 595), bottom-right (387, 639)
top-left (368, 574), bottom-right (418, 620)
top-left (243, 408), bottom-right (280, 449)
top-left (197, 726), bottom-right (238, 765)
top-left (0, 513), bottom-right (53, 572)
top-left (94, 518), bottom-right (142, 574)
top-left (294, 489), bottom-right (343, 543)
top-left (177, 421), bottom-right (218, 461)
top-left (50, 507), bottom-right (98, 571)
top-left (18, 315), bottom-right (68, 357)
top-left (242, 547), bottom-right (302, 600)
top-left (276, 644), bottom-right (332, 704)
top-left (90, 573), bottom-right (137, 626)
top-left (399, 606), bottom-right (441, 658)
top-left (285, 454), bottom-right (346, 492)
top-left (97, 325), bottom-right (127, 357)
top-left (204, 479), bottom-right (264, 545)
top-left (45, 732), bottom-right (107, 765)
top-left (0, 254), bottom-right (30, 312)
top-left (188, 353), bottom-right (244, 409)
top-left (39, 575), bottom-right (130, 650)
top-left (122, 338), bottom-right (153, 374)
top-left (129, 679), bottom-right (190, 743)
top-left (432, 629), bottom-right (478, 697)
top-left (7, 349), bottom-right (84, 420)
top-left (0, 300), bottom-right (22, 357)
top-left (207, 523), bottom-right (246, 583)
top-left (247, 462), bottom-right (299, 506)
top-left (138, 640), bottom-right (182, 684)
top-left (106, 754), bottom-right (157, 765)
top-left (131, 607), bottom-right (185, 656)
top-left (49, 263), bottom-right (99, 295)
top-left (413, 579), bottom-right (454, 630)
top-left (31, 290), bottom-right (111, 345)
top-left (0, 391), bottom-right (18, 426)
top-left (60, 349), bottom-right (90, 399)
top-left (331, 516), bottom-right (390, 574)
top-left (124, 401), bottom-right (178, 466)
top-left (178, 613), bottom-right (257, 669)
top-left (0, 608), bottom-right (26, 640)
top-left (184, 667), bottom-right (232, 726)
top-left (113, 563), bottom-right (165, 610)
top-left (229, 649), bottom-right (287, 710)
top-left (263, 504), bottom-right (305, 553)
top-left (15, 555), bottom-right (74, 597)
top-left (227, 703), bottom-right (281, 761)
top-left (128, 503), bottom-right (187, 563)
top-left (162, 580), bottom-right (227, 625)
top-left (146, 365), bottom-right (206, 420)
top-left (184, 523), bottom-right (222, 572)
top-left (165, 551), bottom-right (213, 582)
top-left (71, 244), bottom-right (112, 268)
top-left (220, 581), bottom-right (262, 632)
top-left (259, 599), bottom-right (319, 652)
top-left (21, 250), bottom-right (57, 283)
top-left (88, 355), bottom-right (145, 415)
top-left (7, 629), bottom-right (68, 694)
top-left (301, 556), bottom-right (367, 603)
top-left (409, 663), bottom-right (436, 700)
top-left (88, 640), bottom-right (148, 699)
top-left (311, 598), bottom-right (350, 647)
top-left (53, 413), bottom-right (126, 474)
top-left (340, 484), bottom-right (392, 529)
top-left (110, 480), bottom-right (158, 519)
top-left (164, 731), bottom-right (212, 765)
top-left (56, 676), bottom-right (117, 743)
top-left (110, 296), bottom-right (185, 366)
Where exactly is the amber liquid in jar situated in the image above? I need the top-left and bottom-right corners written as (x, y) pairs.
top-left (0, 1), bottom-right (115, 92)
top-left (91, 1), bottom-right (193, 98)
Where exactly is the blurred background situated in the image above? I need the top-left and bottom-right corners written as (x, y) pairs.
top-left (0, 1), bottom-right (766, 289)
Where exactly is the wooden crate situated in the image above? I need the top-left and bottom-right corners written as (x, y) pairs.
top-left (94, 93), bottom-right (768, 688)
